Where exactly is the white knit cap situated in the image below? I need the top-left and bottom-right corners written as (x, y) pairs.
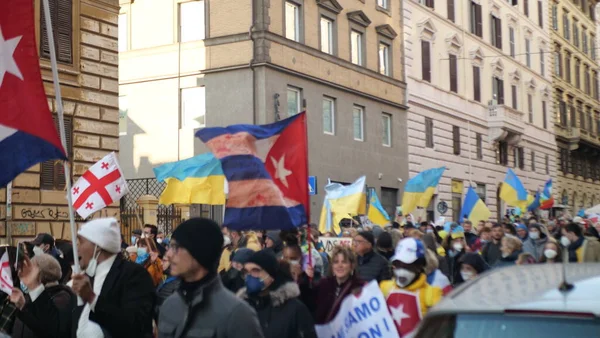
top-left (78, 218), bottom-right (121, 254)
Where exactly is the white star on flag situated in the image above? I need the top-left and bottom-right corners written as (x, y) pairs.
top-left (390, 303), bottom-right (411, 328)
top-left (0, 26), bottom-right (23, 87)
top-left (270, 155), bottom-right (292, 188)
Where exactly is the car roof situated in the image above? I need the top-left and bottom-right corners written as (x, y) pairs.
top-left (430, 263), bottom-right (600, 316)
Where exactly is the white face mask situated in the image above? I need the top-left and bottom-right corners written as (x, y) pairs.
top-left (157, 238), bottom-right (163, 244)
top-left (33, 246), bottom-right (45, 257)
top-left (452, 243), bottom-right (464, 252)
top-left (560, 236), bottom-right (571, 247)
top-left (529, 231), bottom-right (540, 240)
top-left (223, 235), bottom-right (231, 247)
top-left (544, 249), bottom-right (557, 259)
top-left (393, 268), bottom-right (416, 287)
top-left (460, 271), bottom-right (475, 281)
top-left (426, 229), bottom-right (434, 234)
top-left (289, 259), bottom-right (301, 266)
top-left (86, 245), bottom-right (100, 277)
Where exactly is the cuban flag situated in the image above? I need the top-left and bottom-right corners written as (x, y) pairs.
top-left (0, 0), bottom-right (66, 186)
top-left (197, 113), bottom-right (309, 230)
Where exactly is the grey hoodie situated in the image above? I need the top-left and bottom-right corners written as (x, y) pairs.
top-left (522, 236), bottom-right (548, 261)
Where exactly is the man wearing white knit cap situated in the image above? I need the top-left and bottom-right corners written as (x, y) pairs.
top-left (71, 218), bottom-right (155, 338)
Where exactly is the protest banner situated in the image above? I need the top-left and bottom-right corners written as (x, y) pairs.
top-left (315, 280), bottom-right (399, 338)
top-left (318, 237), bottom-right (353, 257)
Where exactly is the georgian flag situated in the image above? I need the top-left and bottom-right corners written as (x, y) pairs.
top-left (70, 152), bottom-right (128, 219)
top-left (0, 251), bottom-right (13, 295)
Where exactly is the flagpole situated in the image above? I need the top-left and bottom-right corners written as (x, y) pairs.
top-left (41, 0), bottom-right (80, 278)
top-left (6, 182), bottom-right (12, 244)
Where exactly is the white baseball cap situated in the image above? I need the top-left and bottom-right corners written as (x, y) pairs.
top-left (390, 237), bottom-right (426, 264)
top-left (78, 218), bottom-right (121, 254)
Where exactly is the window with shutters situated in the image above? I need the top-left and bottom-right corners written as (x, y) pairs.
top-left (583, 31), bottom-right (588, 54)
top-left (554, 50), bottom-right (562, 77)
top-left (531, 150), bottom-right (535, 172)
top-left (542, 101), bottom-right (548, 129)
top-left (523, 0), bottom-right (529, 16)
top-left (492, 77), bottom-right (504, 104)
top-left (491, 15), bottom-right (502, 49)
top-left (537, 1), bottom-right (543, 28)
top-left (525, 39), bottom-right (531, 67)
top-left (452, 126), bottom-right (460, 155)
top-left (592, 36), bottom-right (596, 60)
top-left (528, 94), bottom-right (533, 123)
top-left (449, 54), bottom-right (458, 93)
top-left (476, 133), bottom-right (483, 160)
top-left (587, 107), bottom-right (593, 134)
top-left (514, 147), bottom-right (524, 170)
top-left (420, 0), bottom-right (435, 9)
top-left (563, 12), bottom-right (570, 41)
top-left (511, 85), bottom-right (518, 110)
top-left (540, 48), bottom-right (545, 76)
top-left (473, 66), bottom-right (481, 102)
top-left (573, 22), bottom-right (579, 48)
top-left (425, 117), bottom-right (434, 148)
top-left (421, 40), bottom-right (431, 82)
top-left (470, 1), bottom-right (483, 38)
top-left (578, 102), bottom-right (585, 130)
top-left (498, 141), bottom-right (509, 165)
top-left (552, 4), bottom-right (558, 30)
top-left (565, 53), bottom-right (571, 83)
top-left (447, 0), bottom-right (455, 22)
top-left (40, 0), bottom-right (73, 64)
top-left (594, 71), bottom-right (599, 100)
top-left (585, 65), bottom-right (591, 95)
top-left (509, 27), bottom-right (516, 58)
top-left (40, 115), bottom-right (72, 190)
top-left (545, 154), bottom-right (549, 174)
top-left (575, 59), bottom-right (581, 88)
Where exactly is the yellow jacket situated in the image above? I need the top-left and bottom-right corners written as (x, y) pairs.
top-left (218, 247), bottom-right (232, 273)
top-left (380, 274), bottom-right (442, 317)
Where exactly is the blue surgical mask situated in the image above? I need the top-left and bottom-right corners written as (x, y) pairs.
top-left (20, 281), bottom-right (29, 294)
top-left (135, 252), bottom-right (150, 265)
top-left (137, 247), bottom-right (147, 256)
top-left (245, 275), bottom-right (265, 295)
top-left (131, 236), bottom-right (137, 245)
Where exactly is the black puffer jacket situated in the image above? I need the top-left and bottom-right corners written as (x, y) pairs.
top-left (155, 276), bottom-right (181, 320)
top-left (238, 282), bottom-right (317, 338)
top-left (356, 250), bottom-right (390, 283)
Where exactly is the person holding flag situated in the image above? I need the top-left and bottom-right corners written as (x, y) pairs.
top-left (380, 238), bottom-right (442, 337)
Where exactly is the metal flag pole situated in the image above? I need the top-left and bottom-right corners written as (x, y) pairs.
top-left (41, 0), bottom-right (80, 278)
top-left (6, 182), bottom-right (12, 244)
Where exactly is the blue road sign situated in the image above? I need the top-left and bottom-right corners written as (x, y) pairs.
top-left (308, 176), bottom-right (317, 195)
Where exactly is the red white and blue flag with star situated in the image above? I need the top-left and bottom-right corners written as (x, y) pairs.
top-left (70, 152), bottom-right (128, 219)
top-left (196, 113), bottom-right (309, 230)
top-left (0, 0), bottom-right (66, 186)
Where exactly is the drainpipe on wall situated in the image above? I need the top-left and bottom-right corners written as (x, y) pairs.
top-left (249, 0), bottom-right (257, 125)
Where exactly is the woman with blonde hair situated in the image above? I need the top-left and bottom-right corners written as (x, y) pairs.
top-left (494, 235), bottom-right (523, 268)
top-left (314, 246), bottom-right (364, 324)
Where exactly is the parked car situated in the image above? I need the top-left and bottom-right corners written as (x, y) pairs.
top-left (415, 263), bottom-right (600, 337)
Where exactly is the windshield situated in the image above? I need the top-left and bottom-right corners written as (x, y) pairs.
top-left (416, 313), bottom-right (600, 338)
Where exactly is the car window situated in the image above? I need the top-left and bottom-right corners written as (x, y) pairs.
top-left (416, 313), bottom-right (600, 338)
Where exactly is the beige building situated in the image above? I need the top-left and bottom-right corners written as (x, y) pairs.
top-left (118, 0), bottom-right (408, 221)
top-left (403, 0), bottom-right (557, 221)
top-left (0, 0), bottom-right (120, 243)
top-left (551, 1), bottom-right (600, 213)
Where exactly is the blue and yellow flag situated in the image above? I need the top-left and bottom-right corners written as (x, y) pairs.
top-left (459, 186), bottom-right (491, 224)
top-left (368, 190), bottom-right (390, 226)
top-left (499, 169), bottom-right (529, 209)
top-left (319, 176), bottom-right (366, 234)
top-left (401, 167), bottom-right (446, 215)
top-left (153, 153), bottom-right (226, 205)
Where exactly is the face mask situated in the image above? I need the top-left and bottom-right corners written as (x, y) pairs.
top-left (289, 259), bottom-right (301, 266)
top-left (86, 245), bottom-right (100, 277)
top-left (460, 271), bottom-right (475, 281)
top-left (20, 281), bottom-right (29, 294)
top-left (560, 236), bottom-right (571, 247)
top-left (245, 275), bottom-right (265, 295)
top-left (33, 246), bottom-right (45, 257)
top-left (157, 238), bottom-right (163, 244)
top-left (529, 232), bottom-right (540, 240)
top-left (137, 247), bottom-right (148, 256)
top-left (452, 243), bottom-right (464, 252)
top-left (544, 249), bottom-right (557, 259)
top-left (501, 252), bottom-right (510, 258)
top-left (426, 229), bottom-right (434, 234)
top-left (223, 236), bottom-right (231, 247)
top-left (393, 268), bottom-right (416, 287)
top-left (130, 236), bottom-right (137, 245)
top-left (135, 252), bottom-right (150, 265)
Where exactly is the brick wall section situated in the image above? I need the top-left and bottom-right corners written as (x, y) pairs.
top-left (1, 0), bottom-right (120, 243)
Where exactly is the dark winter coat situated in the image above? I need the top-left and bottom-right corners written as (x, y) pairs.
top-left (238, 282), bottom-right (317, 338)
top-left (220, 268), bottom-right (246, 294)
top-left (314, 275), bottom-right (364, 324)
top-left (494, 250), bottom-right (522, 269)
top-left (482, 240), bottom-right (503, 266)
top-left (12, 284), bottom-right (75, 338)
top-left (356, 250), bottom-right (391, 283)
top-left (447, 250), bottom-right (465, 286)
top-left (155, 276), bottom-right (181, 320)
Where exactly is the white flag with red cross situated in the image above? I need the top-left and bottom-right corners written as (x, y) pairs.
top-left (0, 251), bottom-right (13, 295)
top-left (70, 152), bottom-right (128, 219)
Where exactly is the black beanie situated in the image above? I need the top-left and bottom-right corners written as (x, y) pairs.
top-left (357, 231), bottom-right (375, 247)
top-left (171, 218), bottom-right (223, 272)
top-left (247, 250), bottom-right (279, 278)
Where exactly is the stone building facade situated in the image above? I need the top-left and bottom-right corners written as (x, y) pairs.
top-left (0, 0), bottom-right (120, 243)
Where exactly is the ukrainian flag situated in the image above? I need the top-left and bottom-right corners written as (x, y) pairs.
top-left (401, 167), bottom-right (446, 215)
top-left (368, 191), bottom-right (390, 226)
top-left (319, 176), bottom-right (366, 234)
top-left (153, 153), bottom-right (227, 205)
top-left (499, 169), bottom-right (529, 209)
top-left (459, 186), bottom-right (491, 224)
top-left (527, 190), bottom-right (541, 212)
